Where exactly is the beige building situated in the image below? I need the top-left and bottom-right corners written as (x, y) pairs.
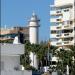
top-left (0, 26), bottom-right (29, 43)
top-left (50, 0), bottom-right (75, 47)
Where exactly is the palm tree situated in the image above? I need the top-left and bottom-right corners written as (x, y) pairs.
top-left (68, 45), bottom-right (75, 75)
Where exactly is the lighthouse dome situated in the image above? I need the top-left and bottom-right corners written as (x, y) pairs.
top-left (29, 12), bottom-right (40, 27)
top-left (30, 12), bottom-right (40, 22)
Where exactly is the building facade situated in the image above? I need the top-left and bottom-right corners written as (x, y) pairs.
top-left (50, 0), bottom-right (75, 47)
top-left (1, 43), bottom-right (32, 75)
top-left (0, 26), bottom-right (29, 43)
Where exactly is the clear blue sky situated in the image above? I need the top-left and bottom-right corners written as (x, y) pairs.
top-left (1, 0), bottom-right (54, 41)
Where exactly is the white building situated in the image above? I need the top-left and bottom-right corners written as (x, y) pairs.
top-left (28, 12), bottom-right (40, 69)
top-left (50, 0), bottom-right (75, 47)
top-left (1, 38), bottom-right (32, 75)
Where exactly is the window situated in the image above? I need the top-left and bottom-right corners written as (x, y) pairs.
top-left (57, 34), bottom-right (61, 37)
top-left (57, 27), bottom-right (61, 29)
top-left (70, 21), bottom-right (73, 24)
top-left (63, 37), bottom-right (73, 41)
top-left (57, 19), bottom-right (60, 21)
top-left (62, 29), bottom-right (73, 33)
top-left (57, 42), bottom-right (61, 45)
top-left (64, 41), bottom-right (69, 44)
top-left (64, 33), bottom-right (69, 36)
top-left (51, 30), bottom-right (56, 34)
top-left (56, 19), bottom-right (62, 21)
top-left (56, 11), bottom-right (61, 13)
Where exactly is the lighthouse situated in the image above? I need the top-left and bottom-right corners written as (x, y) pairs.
top-left (28, 12), bottom-right (40, 69)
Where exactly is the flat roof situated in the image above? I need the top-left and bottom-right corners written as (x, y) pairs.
top-left (50, 3), bottom-right (73, 8)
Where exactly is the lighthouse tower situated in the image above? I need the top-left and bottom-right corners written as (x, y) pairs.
top-left (28, 12), bottom-right (40, 69)
top-left (29, 12), bottom-right (40, 44)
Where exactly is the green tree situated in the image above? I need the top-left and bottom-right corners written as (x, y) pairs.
top-left (68, 45), bottom-right (75, 75)
top-left (20, 40), bottom-right (58, 71)
top-left (56, 48), bottom-right (74, 75)
top-left (20, 41), bottom-right (31, 70)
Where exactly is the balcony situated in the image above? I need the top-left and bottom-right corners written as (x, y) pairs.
top-left (50, 34), bottom-right (57, 38)
top-left (50, 18), bottom-right (63, 23)
top-left (50, 11), bottom-right (62, 16)
top-left (51, 41), bottom-right (57, 46)
top-left (56, 26), bottom-right (62, 30)
top-left (50, 26), bottom-right (57, 30)
top-left (50, 25), bottom-right (62, 31)
top-left (62, 25), bottom-right (74, 30)
top-left (56, 34), bottom-right (61, 38)
top-left (56, 42), bottom-right (62, 46)
top-left (61, 32), bottom-right (74, 38)
top-left (51, 41), bottom-right (62, 46)
top-left (50, 34), bottom-right (62, 39)
top-left (1, 43), bottom-right (24, 55)
top-left (56, 41), bottom-right (74, 46)
top-left (63, 40), bottom-right (74, 45)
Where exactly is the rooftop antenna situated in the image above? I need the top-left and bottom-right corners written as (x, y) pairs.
top-left (32, 10), bottom-right (36, 16)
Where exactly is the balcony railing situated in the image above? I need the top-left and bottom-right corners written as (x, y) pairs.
top-left (62, 25), bottom-right (74, 29)
top-left (63, 40), bottom-right (74, 45)
top-left (50, 18), bottom-right (63, 23)
top-left (61, 32), bottom-right (74, 38)
top-left (50, 11), bottom-right (62, 16)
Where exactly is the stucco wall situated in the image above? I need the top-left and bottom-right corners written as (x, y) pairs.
top-left (1, 56), bottom-right (20, 71)
top-left (1, 44), bottom-right (24, 55)
top-left (1, 70), bottom-right (32, 75)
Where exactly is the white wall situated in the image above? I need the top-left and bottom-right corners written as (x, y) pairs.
top-left (29, 22), bottom-right (39, 27)
top-left (1, 44), bottom-right (24, 55)
top-left (29, 27), bottom-right (39, 44)
top-left (1, 70), bottom-right (32, 75)
top-left (51, 41), bottom-right (57, 46)
top-left (1, 56), bottom-right (20, 71)
top-left (29, 52), bottom-right (38, 69)
top-left (62, 10), bottom-right (70, 21)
